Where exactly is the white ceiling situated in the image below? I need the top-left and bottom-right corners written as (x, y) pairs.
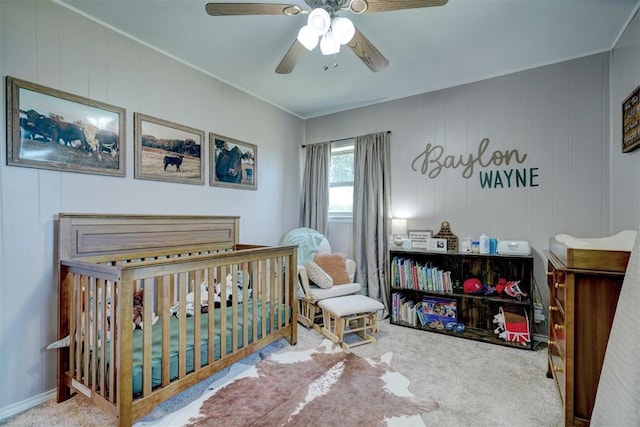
top-left (55, 0), bottom-right (640, 119)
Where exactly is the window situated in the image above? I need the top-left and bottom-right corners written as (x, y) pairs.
top-left (329, 140), bottom-right (354, 219)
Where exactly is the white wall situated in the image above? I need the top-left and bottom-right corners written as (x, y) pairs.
top-left (610, 8), bottom-right (640, 231)
top-left (0, 0), bottom-right (303, 415)
top-left (307, 52), bottom-right (612, 307)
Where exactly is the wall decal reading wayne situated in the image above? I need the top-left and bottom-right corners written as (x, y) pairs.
top-left (411, 138), bottom-right (539, 188)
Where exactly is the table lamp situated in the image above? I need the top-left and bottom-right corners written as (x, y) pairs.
top-left (391, 218), bottom-right (408, 247)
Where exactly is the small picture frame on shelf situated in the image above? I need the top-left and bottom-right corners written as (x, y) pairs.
top-left (426, 238), bottom-right (448, 252)
top-left (408, 230), bottom-right (432, 249)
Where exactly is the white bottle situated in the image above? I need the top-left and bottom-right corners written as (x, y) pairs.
top-left (479, 234), bottom-right (490, 254)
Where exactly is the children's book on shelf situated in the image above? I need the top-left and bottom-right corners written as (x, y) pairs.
top-left (391, 256), bottom-right (453, 293)
top-left (422, 296), bottom-right (457, 325)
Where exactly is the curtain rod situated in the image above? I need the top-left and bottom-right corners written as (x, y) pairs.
top-left (301, 131), bottom-right (391, 148)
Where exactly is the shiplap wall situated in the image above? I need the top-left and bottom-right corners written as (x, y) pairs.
top-left (308, 52), bottom-right (611, 309)
top-left (610, 8), bottom-right (640, 231)
top-left (0, 0), bottom-right (303, 415)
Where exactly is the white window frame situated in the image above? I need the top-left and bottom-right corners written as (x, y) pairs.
top-left (329, 139), bottom-right (355, 221)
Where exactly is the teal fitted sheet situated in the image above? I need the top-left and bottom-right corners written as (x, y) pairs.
top-left (123, 300), bottom-right (288, 395)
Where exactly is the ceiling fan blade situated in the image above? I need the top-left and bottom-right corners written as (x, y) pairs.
top-left (347, 28), bottom-right (389, 72)
top-left (205, 3), bottom-right (301, 16)
top-left (275, 39), bottom-right (307, 74)
top-left (361, 0), bottom-right (448, 13)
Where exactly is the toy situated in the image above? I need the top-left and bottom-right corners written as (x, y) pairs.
top-left (493, 310), bottom-right (506, 339)
top-left (504, 280), bottom-right (527, 300)
top-left (463, 278), bottom-right (483, 294)
top-left (171, 275), bottom-right (252, 317)
top-left (132, 289), bottom-right (159, 330)
top-left (493, 307), bottom-right (530, 346)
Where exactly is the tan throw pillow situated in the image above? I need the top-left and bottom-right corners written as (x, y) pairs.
top-left (303, 261), bottom-right (333, 289)
top-left (314, 253), bottom-right (350, 285)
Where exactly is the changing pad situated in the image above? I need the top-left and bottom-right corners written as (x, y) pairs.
top-left (549, 230), bottom-right (636, 272)
top-left (553, 230), bottom-right (636, 251)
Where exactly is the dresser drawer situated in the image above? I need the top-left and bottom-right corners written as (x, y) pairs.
top-left (548, 342), bottom-right (566, 406)
top-left (551, 270), bottom-right (566, 314)
top-left (549, 306), bottom-right (566, 358)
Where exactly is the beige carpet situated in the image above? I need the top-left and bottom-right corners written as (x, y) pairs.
top-left (1, 320), bottom-right (562, 426)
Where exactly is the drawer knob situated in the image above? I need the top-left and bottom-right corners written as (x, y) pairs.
top-left (547, 339), bottom-right (556, 346)
top-left (554, 323), bottom-right (564, 331)
top-left (546, 271), bottom-right (553, 276)
top-left (554, 366), bottom-right (563, 373)
top-left (554, 282), bottom-right (564, 289)
top-left (549, 305), bottom-right (559, 312)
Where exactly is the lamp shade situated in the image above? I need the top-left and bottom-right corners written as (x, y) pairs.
top-left (391, 218), bottom-right (408, 236)
top-left (297, 25), bottom-right (319, 50)
top-left (332, 16), bottom-right (355, 45)
top-left (307, 8), bottom-right (331, 36)
top-left (320, 31), bottom-right (340, 55)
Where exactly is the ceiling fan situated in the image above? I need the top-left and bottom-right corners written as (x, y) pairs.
top-left (205, 0), bottom-right (448, 74)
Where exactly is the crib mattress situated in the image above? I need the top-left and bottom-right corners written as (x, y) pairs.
top-left (101, 300), bottom-right (287, 395)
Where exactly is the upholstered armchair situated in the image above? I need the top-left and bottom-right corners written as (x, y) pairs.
top-left (282, 228), bottom-right (361, 329)
top-left (297, 258), bottom-right (361, 329)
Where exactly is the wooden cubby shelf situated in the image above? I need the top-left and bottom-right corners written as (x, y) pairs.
top-left (389, 248), bottom-right (534, 350)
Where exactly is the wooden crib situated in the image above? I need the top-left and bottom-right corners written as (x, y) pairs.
top-left (53, 213), bottom-right (297, 426)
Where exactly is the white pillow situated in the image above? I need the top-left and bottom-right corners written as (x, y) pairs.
top-left (304, 261), bottom-right (334, 289)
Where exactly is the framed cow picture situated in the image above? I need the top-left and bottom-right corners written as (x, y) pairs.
top-left (5, 76), bottom-right (125, 176)
top-left (209, 134), bottom-right (257, 190)
top-left (133, 112), bottom-right (205, 185)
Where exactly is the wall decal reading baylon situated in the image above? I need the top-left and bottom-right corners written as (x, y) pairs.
top-left (411, 138), bottom-right (539, 188)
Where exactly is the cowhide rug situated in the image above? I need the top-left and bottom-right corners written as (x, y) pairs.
top-left (137, 340), bottom-right (438, 427)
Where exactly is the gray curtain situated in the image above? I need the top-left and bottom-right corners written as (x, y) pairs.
top-left (353, 132), bottom-right (391, 315)
top-left (299, 142), bottom-right (330, 235)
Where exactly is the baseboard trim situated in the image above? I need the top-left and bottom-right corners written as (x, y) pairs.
top-left (0, 389), bottom-right (56, 422)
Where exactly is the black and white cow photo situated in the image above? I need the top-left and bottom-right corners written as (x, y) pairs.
top-left (134, 113), bottom-right (204, 185)
top-left (211, 135), bottom-right (257, 190)
top-left (7, 76), bottom-right (125, 176)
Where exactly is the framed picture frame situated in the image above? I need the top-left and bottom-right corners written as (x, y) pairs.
top-left (622, 85), bottom-right (640, 153)
top-left (209, 133), bottom-right (257, 190)
top-left (426, 238), bottom-right (448, 252)
top-left (408, 230), bottom-right (433, 249)
top-left (134, 112), bottom-right (204, 185)
top-left (6, 76), bottom-right (125, 176)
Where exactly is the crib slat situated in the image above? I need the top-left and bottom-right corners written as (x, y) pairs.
top-left (241, 263), bottom-right (249, 348)
top-left (108, 282), bottom-right (117, 403)
top-left (260, 259), bottom-right (268, 338)
top-left (206, 268), bottom-right (216, 365)
top-left (231, 264), bottom-right (239, 353)
top-left (142, 278), bottom-right (153, 396)
top-left (269, 259), bottom-right (275, 334)
top-left (82, 276), bottom-right (90, 383)
top-left (98, 279), bottom-right (107, 396)
top-left (178, 272), bottom-right (187, 378)
top-left (219, 265), bottom-right (227, 358)
top-left (193, 270), bottom-right (202, 371)
top-left (89, 277), bottom-right (98, 393)
top-left (160, 274), bottom-right (171, 387)
top-left (251, 261), bottom-right (258, 343)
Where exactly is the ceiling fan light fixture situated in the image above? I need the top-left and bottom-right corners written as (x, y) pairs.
top-left (320, 31), bottom-right (340, 55)
top-left (331, 16), bottom-right (355, 45)
top-left (297, 25), bottom-right (319, 50)
top-left (307, 8), bottom-right (331, 36)
top-left (348, 0), bottom-right (368, 14)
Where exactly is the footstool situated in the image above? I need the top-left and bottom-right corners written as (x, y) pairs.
top-left (317, 295), bottom-right (384, 351)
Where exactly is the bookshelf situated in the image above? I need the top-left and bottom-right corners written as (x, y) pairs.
top-left (389, 248), bottom-right (534, 350)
